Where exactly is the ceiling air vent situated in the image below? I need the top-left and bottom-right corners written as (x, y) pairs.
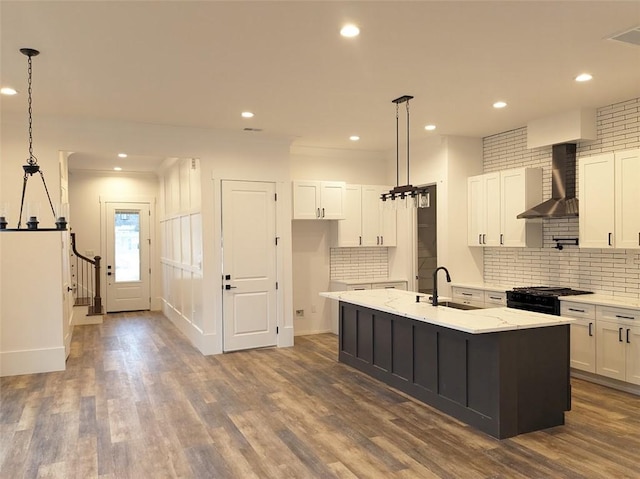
top-left (608, 26), bottom-right (640, 46)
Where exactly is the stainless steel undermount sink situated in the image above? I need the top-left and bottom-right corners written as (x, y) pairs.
top-left (437, 301), bottom-right (482, 311)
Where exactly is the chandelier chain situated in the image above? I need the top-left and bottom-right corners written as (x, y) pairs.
top-left (27, 53), bottom-right (36, 166)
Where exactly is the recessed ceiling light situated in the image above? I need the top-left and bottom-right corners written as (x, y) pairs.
top-left (241, 111), bottom-right (254, 118)
top-left (575, 73), bottom-right (593, 82)
top-left (493, 101), bottom-right (507, 109)
top-left (113, 167), bottom-right (122, 171)
top-left (1, 87), bottom-right (17, 95)
top-left (424, 124), bottom-right (436, 131)
top-left (117, 153), bottom-right (127, 158)
top-left (340, 24), bottom-right (360, 38)
top-left (349, 135), bottom-right (360, 141)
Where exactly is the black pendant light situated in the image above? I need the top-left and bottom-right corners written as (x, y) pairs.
top-left (381, 95), bottom-right (430, 208)
top-left (0, 48), bottom-right (66, 231)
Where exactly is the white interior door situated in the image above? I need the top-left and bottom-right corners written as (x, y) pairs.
top-left (222, 180), bottom-right (277, 352)
top-left (106, 202), bottom-right (151, 312)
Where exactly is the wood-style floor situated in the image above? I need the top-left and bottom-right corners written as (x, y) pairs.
top-left (1, 312), bottom-right (639, 479)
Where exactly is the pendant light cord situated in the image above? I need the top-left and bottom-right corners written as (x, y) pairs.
top-left (406, 99), bottom-right (410, 185)
top-left (395, 103), bottom-right (399, 188)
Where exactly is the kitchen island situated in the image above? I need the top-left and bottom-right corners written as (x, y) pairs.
top-left (320, 289), bottom-right (573, 439)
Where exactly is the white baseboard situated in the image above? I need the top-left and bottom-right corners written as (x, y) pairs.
top-left (1, 347), bottom-right (66, 377)
top-left (293, 328), bottom-right (332, 337)
top-left (161, 300), bottom-right (221, 355)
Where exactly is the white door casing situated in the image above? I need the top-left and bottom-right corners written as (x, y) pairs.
top-left (222, 180), bottom-right (278, 352)
top-left (60, 153), bottom-right (73, 358)
top-left (105, 202), bottom-right (151, 312)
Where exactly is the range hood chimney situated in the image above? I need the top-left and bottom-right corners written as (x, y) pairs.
top-left (517, 143), bottom-right (578, 219)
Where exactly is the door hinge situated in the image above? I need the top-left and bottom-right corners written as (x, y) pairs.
top-left (275, 236), bottom-right (279, 245)
top-left (276, 326), bottom-right (279, 334)
top-left (148, 238), bottom-right (151, 244)
top-left (275, 193), bottom-right (278, 201)
top-left (149, 268), bottom-right (151, 274)
top-left (276, 282), bottom-right (279, 290)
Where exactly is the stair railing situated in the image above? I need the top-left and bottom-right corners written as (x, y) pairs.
top-left (70, 232), bottom-right (103, 315)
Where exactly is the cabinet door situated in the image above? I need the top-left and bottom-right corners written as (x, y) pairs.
top-left (569, 319), bottom-right (596, 373)
top-left (500, 169), bottom-right (526, 247)
top-left (379, 186), bottom-right (397, 247)
top-left (579, 153), bottom-right (615, 248)
top-left (483, 172), bottom-right (501, 246)
top-left (292, 181), bottom-right (320, 219)
top-left (337, 185), bottom-right (362, 246)
top-left (626, 325), bottom-right (640, 385)
top-left (320, 181), bottom-right (345, 219)
top-left (361, 185), bottom-right (382, 246)
top-left (596, 320), bottom-right (626, 381)
top-left (467, 175), bottom-right (485, 246)
top-left (615, 149), bottom-right (640, 249)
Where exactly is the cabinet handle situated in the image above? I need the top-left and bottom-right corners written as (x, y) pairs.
top-left (627, 328), bottom-right (631, 344)
top-left (588, 322), bottom-right (593, 337)
top-left (353, 288), bottom-right (365, 291)
top-left (489, 296), bottom-right (501, 300)
top-left (568, 308), bottom-right (585, 313)
top-left (478, 234), bottom-right (482, 245)
top-left (381, 236), bottom-right (384, 246)
top-left (616, 314), bottom-right (636, 320)
top-left (500, 234), bottom-right (503, 245)
top-left (608, 232), bottom-right (612, 246)
top-left (322, 207), bottom-right (325, 218)
top-left (482, 234), bottom-right (486, 244)
top-left (377, 236), bottom-right (380, 245)
top-left (618, 327), bottom-right (623, 342)
top-left (316, 208), bottom-right (320, 218)
top-left (461, 292), bottom-right (472, 296)
top-left (359, 236), bottom-right (362, 246)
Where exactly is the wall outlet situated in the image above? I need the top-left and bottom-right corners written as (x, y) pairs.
top-left (295, 309), bottom-right (304, 317)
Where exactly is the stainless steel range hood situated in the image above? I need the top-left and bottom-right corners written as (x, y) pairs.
top-left (517, 143), bottom-right (578, 219)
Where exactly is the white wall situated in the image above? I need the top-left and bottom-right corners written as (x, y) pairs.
top-left (290, 145), bottom-right (392, 335)
top-left (389, 135), bottom-right (484, 295)
top-left (0, 113), bottom-right (294, 356)
top-left (68, 170), bottom-right (161, 308)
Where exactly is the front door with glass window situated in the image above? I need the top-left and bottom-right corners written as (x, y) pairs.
top-left (106, 202), bottom-right (151, 312)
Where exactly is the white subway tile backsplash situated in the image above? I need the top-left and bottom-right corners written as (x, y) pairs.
top-left (330, 247), bottom-right (389, 280)
top-left (483, 97), bottom-right (640, 299)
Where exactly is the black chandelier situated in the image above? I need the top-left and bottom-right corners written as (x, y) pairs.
top-left (380, 95), bottom-right (430, 208)
top-left (0, 48), bottom-right (67, 231)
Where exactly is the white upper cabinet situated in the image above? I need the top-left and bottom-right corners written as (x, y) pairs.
top-left (335, 184), bottom-right (396, 247)
top-left (292, 180), bottom-right (345, 220)
top-left (615, 149), bottom-right (640, 249)
top-left (579, 149), bottom-right (639, 249)
top-left (468, 168), bottom-right (542, 247)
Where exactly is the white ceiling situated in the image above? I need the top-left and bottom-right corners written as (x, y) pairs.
top-left (1, 1), bottom-right (639, 172)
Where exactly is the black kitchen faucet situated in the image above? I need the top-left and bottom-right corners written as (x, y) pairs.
top-left (432, 266), bottom-right (452, 306)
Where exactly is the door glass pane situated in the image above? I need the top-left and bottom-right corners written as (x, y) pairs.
top-left (115, 211), bottom-right (140, 282)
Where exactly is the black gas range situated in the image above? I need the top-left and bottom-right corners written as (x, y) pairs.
top-left (506, 286), bottom-right (593, 316)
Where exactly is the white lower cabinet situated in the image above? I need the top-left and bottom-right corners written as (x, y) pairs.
top-left (451, 286), bottom-right (491, 308)
top-left (562, 302), bottom-right (596, 373)
top-left (563, 301), bottom-right (640, 384)
top-left (595, 305), bottom-right (640, 385)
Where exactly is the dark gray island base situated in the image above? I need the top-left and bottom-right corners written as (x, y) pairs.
top-left (338, 301), bottom-right (571, 439)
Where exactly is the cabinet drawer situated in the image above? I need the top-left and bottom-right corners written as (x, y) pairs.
top-left (484, 291), bottom-right (506, 306)
top-left (374, 281), bottom-right (407, 290)
top-left (346, 284), bottom-right (371, 291)
top-left (597, 305), bottom-right (639, 325)
top-left (561, 301), bottom-right (596, 319)
top-left (451, 287), bottom-right (484, 304)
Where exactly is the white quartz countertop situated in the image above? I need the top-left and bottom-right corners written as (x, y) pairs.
top-left (450, 282), bottom-right (512, 293)
top-left (320, 289), bottom-right (572, 334)
top-left (330, 278), bottom-right (408, 286)
top-left (560, 294), bottom-right (640, 310)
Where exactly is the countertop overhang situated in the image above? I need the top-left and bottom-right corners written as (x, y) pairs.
top-left (321, 289), bottom-right (573, 334)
